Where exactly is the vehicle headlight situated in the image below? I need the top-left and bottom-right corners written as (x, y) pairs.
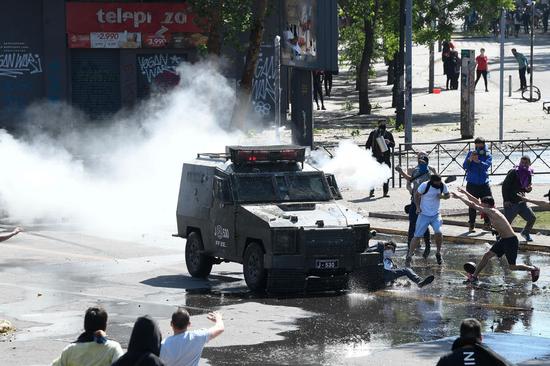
top-left (273, 230), bottom-right (297, 254)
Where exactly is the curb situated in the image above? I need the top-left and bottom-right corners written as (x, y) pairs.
top-left (371, 226), bottom-right (550, 253)
top-left (370, 212), bottom-right (550, 236)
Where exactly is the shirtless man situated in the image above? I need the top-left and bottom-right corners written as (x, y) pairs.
top-left (451, 188), bottom-right (540, 283)
top-left (0, 227), bottom-right (22, 243)
top-left (519, 190), bottom-right (550, 209)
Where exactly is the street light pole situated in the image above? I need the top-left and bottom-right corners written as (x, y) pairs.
top-left (405, 0), bottom-right (413, 145)
top-left (530, 1), bottom-right (535, 101)
top-left (499, 9), bottom-right (505, 141)
top-left (396, 0), bottom-right (405, 129)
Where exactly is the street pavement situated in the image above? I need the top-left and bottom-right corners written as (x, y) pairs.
top-left (1, 217), bottom-right (550, 365)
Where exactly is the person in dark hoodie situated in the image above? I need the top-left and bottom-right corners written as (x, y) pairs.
top-left (463, 137), bottom-right (493, 232)
top-left (365, 119), bottom-right (395, 198)
top-left (112, 316), bottom-right (165, 366)
top-left (437, 318), bottom-right (513, 366)
top-left (502, 156), bottom-right (536, 242)
top-left (52, 307), bottom-right (123, 366)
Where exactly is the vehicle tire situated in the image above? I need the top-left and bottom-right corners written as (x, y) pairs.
top-left (243, 242), bottom-right (267, 292)
top-left (185, 231), bottom-right (213, 278)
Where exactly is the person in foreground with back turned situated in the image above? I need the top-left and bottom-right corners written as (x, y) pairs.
top-left (112, 315), bottom-right (165, 366)
top-left (451, 188), bottom-right (540, 284)
top-left (437, 318), bottom-right (514, 366)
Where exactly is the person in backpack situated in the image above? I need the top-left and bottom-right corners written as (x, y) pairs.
top-left (112, 316), bottom-right (165, 366)
top-left (502, 156), bottom-right (536, 242)
top-left (406, 174), bottom-right (450, 267)
top-left (463, 137), bottom-right (493, 232)
top-left (436, 318), bottom-right (514, 366)
top-left (365, 120), bottom-right (395, 198)
top-left (395, 152), bottom-right (436, 255)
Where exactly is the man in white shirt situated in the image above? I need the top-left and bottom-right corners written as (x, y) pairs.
top-left (406, 174), bottom-right (450, 267)
top-left (160, 308), bottom-right (224, 366)
top-left (52, 307), bottom-right (123, 366)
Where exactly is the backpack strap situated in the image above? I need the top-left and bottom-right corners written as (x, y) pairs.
top-left (422, 181), bottom-right (444, 194)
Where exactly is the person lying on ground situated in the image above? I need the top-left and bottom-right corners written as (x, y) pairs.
top-left (451, 191), bottom-right (539, 283)
top-left (112, 315), bottom-right (165, 366)
top-left (160, 308), bottom-right (224, 366)
top-left (0, 227), bottom-right (22, 243)
top-left (52, 307), bottom-right (123, 366)
top-left (436, 318), bottom-right (514, 366)
top-left (368, 241), bottom-right (434, 288)
top-left (518, 190), bottom-right (550, 209)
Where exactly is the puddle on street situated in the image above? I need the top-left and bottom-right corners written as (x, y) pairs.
top-left (196, 244), bottom-right (550, 365)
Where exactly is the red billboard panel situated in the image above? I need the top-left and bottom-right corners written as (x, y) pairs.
top-left (66, 2), bottom-right (204, 34)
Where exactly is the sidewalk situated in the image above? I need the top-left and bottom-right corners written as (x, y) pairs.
top-left (314, 34), bottom-right (550, 146)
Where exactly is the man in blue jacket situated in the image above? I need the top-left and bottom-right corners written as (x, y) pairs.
top-left (463, 137), bottom-right (492, 232)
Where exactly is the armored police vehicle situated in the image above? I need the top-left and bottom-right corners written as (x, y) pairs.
top-left (176, 145), bottom-right (381, 292)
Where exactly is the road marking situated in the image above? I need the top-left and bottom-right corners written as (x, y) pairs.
top-left (0, 243), bottom-right (115, 261)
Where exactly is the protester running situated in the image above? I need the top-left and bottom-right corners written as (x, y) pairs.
top-left (365, 120), bottom-right (395, 198)
top-left (406, 174), bottom-right (450, 267)
top-left (474, 48), bottom-right (489, 92)
top-left (463, 137), bottom-right (493, 232)
top-left (452, 189), bottom-right (540, 284)
top-left (502, 156), bottom-right (536, 242)
top-left (395, 152), bottom-right (435, 254)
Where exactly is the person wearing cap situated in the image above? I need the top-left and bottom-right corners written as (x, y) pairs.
top-left (518, 189), bottom-right (550, 209)
top-left (365, 120), bottom-right (395, 198)
top-left (395, 152), bottom-right (436, 256)
top-left (463, 137), bottom-right (493, 232)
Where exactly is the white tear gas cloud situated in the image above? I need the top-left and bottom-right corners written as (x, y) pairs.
top-left (311, 140), bottom-right (392, 191)
top-left (0, 62), bottom-right (247, 237)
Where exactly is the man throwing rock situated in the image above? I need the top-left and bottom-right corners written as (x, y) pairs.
top-left (406, 174), bottom-right (450, 267)
top-left (452, 188), bottom-right (540, 283)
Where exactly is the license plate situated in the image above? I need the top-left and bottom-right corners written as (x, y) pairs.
top-left (315, 259), bottom-right (339, 269)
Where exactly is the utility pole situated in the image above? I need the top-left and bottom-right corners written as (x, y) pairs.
top-left (405, 0), bottom-right (413, 144)
top-left (530, 1), bottom-right (535, 101)
top-left (428, 0), bottom-right (435, 94)
top-left (396, 0), bottom-right (405, 129)
top-left (499, 9), bottom-right (505, 141)
top-left (274, 35), bottom-right (281, 143)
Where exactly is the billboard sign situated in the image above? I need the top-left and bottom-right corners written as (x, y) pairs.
top-left (66, 2), bottom-right (206, 49)
top-left (281, 0), bottom-right (338, 72)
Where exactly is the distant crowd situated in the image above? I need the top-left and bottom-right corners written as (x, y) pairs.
top-left (52, 307), bottom-right (224, 366)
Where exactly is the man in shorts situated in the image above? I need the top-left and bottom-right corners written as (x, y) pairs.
top-left (406, 174), bottom-right (450, 267)
top-left (451, 188), bottom-right (540, 283)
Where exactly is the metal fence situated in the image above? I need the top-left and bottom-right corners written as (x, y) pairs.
top-left (392, 139), bottom-right (550, 188)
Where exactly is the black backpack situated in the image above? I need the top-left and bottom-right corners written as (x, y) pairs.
top-left (422, 181), bottom-right (444, 195)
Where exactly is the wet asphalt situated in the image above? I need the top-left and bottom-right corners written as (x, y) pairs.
top-left (1, 227), bottom-right (550, 365)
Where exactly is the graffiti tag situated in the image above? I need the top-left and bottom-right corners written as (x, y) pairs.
top-left (0, 52), bottom-right (43, 78)
top-left (251, 46), bottom-right (276, 118)
top-left (137, 54), bottom-right (182, 83)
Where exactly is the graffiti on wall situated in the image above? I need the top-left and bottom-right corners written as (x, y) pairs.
top-left (138, 54), bottom-right (182, 84)
top-left (0, 42), bottom-right (43, 78)
top-left (251, 45), bottom-right (276, 119)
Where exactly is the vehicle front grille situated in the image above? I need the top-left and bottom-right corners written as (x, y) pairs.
top-left (302, 229), bottom-right (354, 256)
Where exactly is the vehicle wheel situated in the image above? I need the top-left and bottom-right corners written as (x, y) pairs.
top-left (185, 231), bottom-right (213, 278)
top-left (243, 242), bottom-right (267, 292)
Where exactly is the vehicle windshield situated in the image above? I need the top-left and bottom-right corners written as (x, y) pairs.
top-left (234, 173), bottom-right (332, 203)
